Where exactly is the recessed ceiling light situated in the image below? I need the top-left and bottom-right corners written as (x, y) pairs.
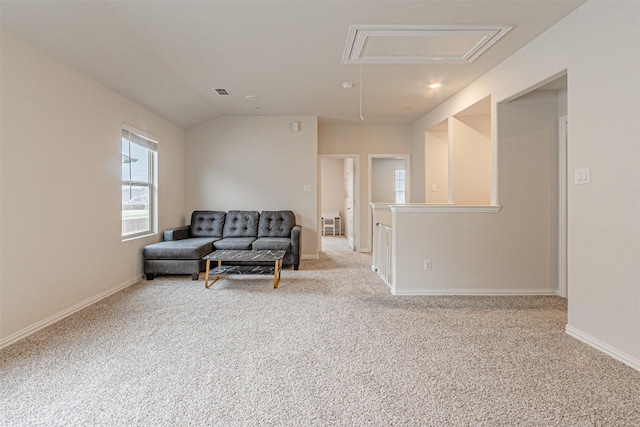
top-left (245, 95), bottom-right (258, 101)
top-left (428, 83), bottom-right (442, 89)
top-left (342, 82), bottom-right (354, 89)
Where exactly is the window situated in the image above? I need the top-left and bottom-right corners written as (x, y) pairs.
top-left (394, 169), bottom-right (406, 203)
top-left (121, 127), bottom-right (157, 239)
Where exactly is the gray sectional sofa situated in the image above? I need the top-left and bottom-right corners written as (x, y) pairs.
top-left (143, 210), bottom-right (300, 280)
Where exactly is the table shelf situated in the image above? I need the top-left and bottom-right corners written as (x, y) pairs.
top-left (208, 265), bottom-right (276, 276)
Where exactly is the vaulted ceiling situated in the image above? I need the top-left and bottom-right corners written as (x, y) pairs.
top-left (0, 0), bottom-right (585, 129)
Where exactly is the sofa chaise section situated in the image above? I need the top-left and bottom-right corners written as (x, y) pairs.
top-left (143, 211), bottom-right (225, 280)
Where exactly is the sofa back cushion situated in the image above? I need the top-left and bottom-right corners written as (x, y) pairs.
top-left (190, 211), bottom-right (226, 238)
top-left (223, 211), bottom-right (260, 238)
top-left (258, 211), bottom-right (296, 237)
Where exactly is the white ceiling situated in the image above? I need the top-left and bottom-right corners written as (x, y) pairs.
top-left (0, 0), bottom-right (585, 129)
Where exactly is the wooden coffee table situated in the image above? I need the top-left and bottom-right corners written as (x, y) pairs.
top-left (203, 249), bottom-right (286, 289)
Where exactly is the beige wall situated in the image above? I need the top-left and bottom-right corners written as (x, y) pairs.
top-left (0, 32), bottom-right (187, 345)
top-left (425, 128), bottom-right (449, 203)
top-left (186, 115), bottom-right (318, 259)
top-left (451, 116), bottom-right (491, 205)
top-left (395, 90), bottom-right (559, 294)
top-left (318, 124), bottom-right (412, 251)
top-left (410, 1), bottom-right (640, 367)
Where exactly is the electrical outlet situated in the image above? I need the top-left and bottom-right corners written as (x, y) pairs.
top-left (424, 259), bottom-right (432, 271)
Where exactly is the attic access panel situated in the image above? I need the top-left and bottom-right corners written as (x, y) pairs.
top-left (342, 25), bottom-right (513, 64)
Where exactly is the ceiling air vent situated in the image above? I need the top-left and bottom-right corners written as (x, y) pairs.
top-left (214, 88), bottom-right (230, 96)
top-left (343, 24), bottom-right (513, 64)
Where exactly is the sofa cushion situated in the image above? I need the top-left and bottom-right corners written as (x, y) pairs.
top-left (143, 238), bottom-right (219, 260)
top-left (190, 211), bottom-right (226, 238)
top-left (223, 211), bottom-right (259, 238)
top-left (258, 210), bottom-right (296, 238)
top-left (214, 237), bottom-right (257, 250)
top-left (252, 237), bottom-right (292, 253)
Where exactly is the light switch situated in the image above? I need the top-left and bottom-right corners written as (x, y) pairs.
top-left (574, 168), bottom-right (590, 185)
top-left (431, 184), bottom-right (438, 192)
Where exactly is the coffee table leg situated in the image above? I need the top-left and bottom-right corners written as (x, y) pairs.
top-left (204, 259), bottom-right (211, 288)
top-left (273, 259), bottom-right (283, 289)
top-left (205, 259), bottom-right (223, 289)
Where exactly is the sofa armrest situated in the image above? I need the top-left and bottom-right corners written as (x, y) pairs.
top-left (290, 225), bottom-right (301, 265)
top-left (163, 225), bottom-right (190, 241)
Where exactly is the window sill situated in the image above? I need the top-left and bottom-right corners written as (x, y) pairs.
top-left (122, 232), bottom-right (157, 242)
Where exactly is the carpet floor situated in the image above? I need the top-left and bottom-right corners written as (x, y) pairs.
top-left (1, 237), bottom-right (639, 426)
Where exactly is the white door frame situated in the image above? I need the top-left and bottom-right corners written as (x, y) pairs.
top-left (558, 115), bottom-right (568, 298)
top-left (318, 154), bottom-right (359, 253)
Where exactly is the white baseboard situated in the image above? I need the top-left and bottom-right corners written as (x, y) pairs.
top-left (301, 253), bottom-right (319, 260)
top-left (391, 288), bottom-right (559, 296)
top-left (565, 324), bottom-right (640, 373)
top-left (0, 275), bottom-right (143, 350)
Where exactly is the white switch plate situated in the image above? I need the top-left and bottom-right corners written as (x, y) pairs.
top-left (574, 168), bottom-right (590, 185)
top-left (431, 184), bottom-right (438, 192)
top-left (423, 259), bottom-right (432, 271)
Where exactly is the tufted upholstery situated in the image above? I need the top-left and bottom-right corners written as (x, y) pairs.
top-left (222, 210), bottom-right (260, 238)
top-left (144, 210), bottom-right (300, 279)
top-left (258, 210), bottom-right (296, 237)
top-left (190, 211), bottom-right (226, 238)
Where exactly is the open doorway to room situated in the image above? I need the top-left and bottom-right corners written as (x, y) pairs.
top-left (498, 73), bottom-right (568, 298)
top-left (319, 155), bottom-right (358, 253)
top-left (368, 154), bottom-right (410, 252)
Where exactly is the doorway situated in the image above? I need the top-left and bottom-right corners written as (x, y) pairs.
top-left (499, 73), bottom-right (567, 298)
top-left (319, 155), bottom-right (358, 252)
top-left (367, 154), bottom-right (410, 251)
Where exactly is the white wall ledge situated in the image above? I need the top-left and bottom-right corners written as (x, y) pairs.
top-left (390, 204), bottom-right (501, 213)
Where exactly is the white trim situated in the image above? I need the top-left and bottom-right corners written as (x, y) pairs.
top-left (565, 325), bottom-right (640, 373)
top-left (391, 288), bottom-right (558, 296)
top-left (558, 115), bottom-right (568, 298)
top-left (342, 24), bottom-right (513, 64)
top-left (0, 275), bottom-right (142, 350)
top-left (390, 204), bottom-right (501, 213)
top-left (301, 253), bottom-right (319, 260)
top-left (448, 117), bottom-right (455, 204)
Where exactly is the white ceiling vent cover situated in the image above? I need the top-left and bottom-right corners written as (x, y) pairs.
top-left (342, 25), bottom-right (513, 64)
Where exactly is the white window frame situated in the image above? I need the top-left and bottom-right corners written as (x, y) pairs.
top-left (121, 125), bottom-right (158, 240)
top-left (394, 169), bottom-right (406, 203)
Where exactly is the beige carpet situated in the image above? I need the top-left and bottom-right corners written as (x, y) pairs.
top-left (1, 237), bottom-right (639, 426)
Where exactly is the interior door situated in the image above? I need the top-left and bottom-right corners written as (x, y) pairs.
top-left (345, 158), bottom-right (356, 250)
